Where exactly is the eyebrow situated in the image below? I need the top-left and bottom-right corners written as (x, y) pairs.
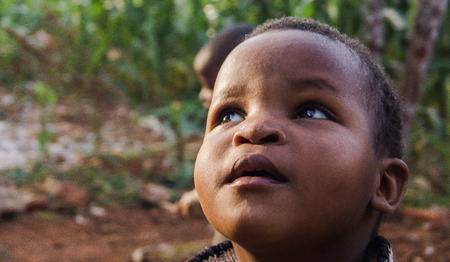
top-left (209, 84), bottom-right (243, 109)
top-left (211, 82), bottom-right (245, 100)
top-left (286, 78), bottom-right (339, 94)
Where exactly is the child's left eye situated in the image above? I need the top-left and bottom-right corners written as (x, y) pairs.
top-left (299, 109), bottom-right (327, 119)
top-left (295, 105), bottom-right (330, 120)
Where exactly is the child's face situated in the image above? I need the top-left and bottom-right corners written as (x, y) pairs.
top-left (194, 50), bottom-right (219, 108)
top-left (194, 30), bottom-right (382, 253)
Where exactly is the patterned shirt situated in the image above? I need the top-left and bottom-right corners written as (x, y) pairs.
top-left (189, 236), bottom-right (394, 262)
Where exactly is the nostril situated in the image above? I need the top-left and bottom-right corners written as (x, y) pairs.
top-left (260, 134), bottom-right (279, 143)
top-left (235, 135), bottom-right (251, 145)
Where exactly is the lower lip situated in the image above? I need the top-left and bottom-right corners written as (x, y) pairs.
top-left (228, 176), bottom-right (285, 188)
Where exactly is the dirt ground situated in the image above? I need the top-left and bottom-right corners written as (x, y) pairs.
top-left (0, 207), bottom-right (449, 262)
top-left (0, 93), bottom-right (449, 262)
top-left (0, 207), bottom-right (213, 262)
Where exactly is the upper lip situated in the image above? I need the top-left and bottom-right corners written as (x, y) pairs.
top-left (226, 154), bottom-right (288, 183)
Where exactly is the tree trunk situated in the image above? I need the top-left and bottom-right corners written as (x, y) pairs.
top-left (364, 0), bottom-right (386, 64)
top-left (399, 0), bottom-right (448, 142)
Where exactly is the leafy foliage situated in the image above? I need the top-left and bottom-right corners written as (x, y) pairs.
top-left (0, 0), bottom-right (448, 206)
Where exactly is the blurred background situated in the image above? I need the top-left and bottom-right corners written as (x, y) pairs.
top-left (0, 0), bottom-right (448, 261)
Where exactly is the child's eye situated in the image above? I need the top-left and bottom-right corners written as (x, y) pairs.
top-left (218, 110), bottom-right (245, 124)
top-left (295, 105), bottom-right (331, 120)
top-left (299, 109), bottom-right (327, 119)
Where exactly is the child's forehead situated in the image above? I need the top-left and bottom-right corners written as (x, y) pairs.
top-left (214, 29), bottom-right (365, 96)
top-left (235, 30), bottom-right (357, 66)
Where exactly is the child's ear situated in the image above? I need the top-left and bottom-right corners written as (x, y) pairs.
top-left (370, 158), bottom-right (409, 214)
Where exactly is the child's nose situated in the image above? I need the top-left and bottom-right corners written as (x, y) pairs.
top-left (232, 120), bottom-right (287, 146)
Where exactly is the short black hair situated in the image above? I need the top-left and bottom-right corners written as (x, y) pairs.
top-left (248, 17), bottom-right (404, 158)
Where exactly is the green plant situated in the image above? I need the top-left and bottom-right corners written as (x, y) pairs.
top-left (2, 160), bottom-right (56, 185)
top-left (34, 81), bottom-right (57, 158)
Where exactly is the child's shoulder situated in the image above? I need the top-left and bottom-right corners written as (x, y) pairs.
top-left (366, 235), bottom-right (394, 262)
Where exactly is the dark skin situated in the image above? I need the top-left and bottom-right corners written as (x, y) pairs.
top-left (194, 30), bottom-right (408, 262)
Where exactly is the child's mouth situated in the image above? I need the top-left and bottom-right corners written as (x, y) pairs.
top-left (243, 169), bottom-right (273, 178)
top-left (226, 154), bottom-right (288, 185)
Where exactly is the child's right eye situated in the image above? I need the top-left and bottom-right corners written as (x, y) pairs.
top-left (218, 109), bottom-right (245, 125)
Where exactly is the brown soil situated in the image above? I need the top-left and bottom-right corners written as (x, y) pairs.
top-left (0, 94), bottom-right (448, 262)
top-left (0, 207), bottom-right (213, 262)
top-left (0, 207), bottom-right (449, 262)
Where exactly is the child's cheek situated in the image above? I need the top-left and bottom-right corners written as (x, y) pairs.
top-left (193, 135), bottom-right (230, 224)
top-left (194, 133), bottom-right (228, 190)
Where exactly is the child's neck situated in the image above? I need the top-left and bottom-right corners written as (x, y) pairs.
top-left (231, 219), bottom-right (377, 262)
top-left (233, 240), bottom-right (370, 262)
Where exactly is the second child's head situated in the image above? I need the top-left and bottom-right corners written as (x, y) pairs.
top-left (194, 17), bottom-right (409, 261)
top-left (194, 23), bottom-right (256, 108)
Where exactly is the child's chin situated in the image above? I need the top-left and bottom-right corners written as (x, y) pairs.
top-left (219, 214), bottom-right (289, 244)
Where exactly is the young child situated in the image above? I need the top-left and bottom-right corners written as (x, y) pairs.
top-left (190, 17), bottom-right (409, 262)
top-left (194, 23), bottom-right (256, 108)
